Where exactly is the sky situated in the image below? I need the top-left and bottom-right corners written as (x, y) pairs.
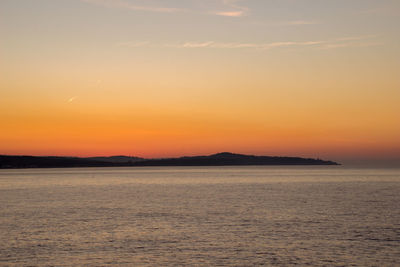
top-left (1, 0), bottom-right (399, 166)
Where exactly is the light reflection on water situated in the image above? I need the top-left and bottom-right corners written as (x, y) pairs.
top-left (1, 166), bottom-right (399, 266)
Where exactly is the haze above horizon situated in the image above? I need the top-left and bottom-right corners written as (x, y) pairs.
top-left (1, 0), bottom-right (399, 167)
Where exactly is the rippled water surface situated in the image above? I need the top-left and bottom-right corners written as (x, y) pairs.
top-left (1, 166), bottom-right (399, 266)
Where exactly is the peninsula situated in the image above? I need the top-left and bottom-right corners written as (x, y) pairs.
top-left (0, 152), bottom-right (338, 169)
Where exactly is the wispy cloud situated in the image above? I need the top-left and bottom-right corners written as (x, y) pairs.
top-left (335, 35), bottom-right (378, 42)
top-left (117, 35), bottom-right (382, 51)
top-left (318, 35), bottom-right (383, 49)
top-left (180, 42), bottom-right (260, 48)
top-left (213, 0), bottom-right (249, 17)
top-left (266, 41), bottom-right (324, 48)
top-left (83, 0), bottom-right (250, 17)
top-left (320, 41), bottom-right (383, 50)
top-left (181, 42), bottom-right (216, 48)
top-left (82, 0), bottom-right (183, 13)
top-left (215, 11), bottom-right (245, 17)
top-left (119, 40), bottom-right (325, 50)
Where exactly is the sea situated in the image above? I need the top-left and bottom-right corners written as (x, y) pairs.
top-left (0, 166), bottom-right (399, 266)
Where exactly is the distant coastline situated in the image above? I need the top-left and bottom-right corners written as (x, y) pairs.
top-left (0, 152), bottom-right (339, 169)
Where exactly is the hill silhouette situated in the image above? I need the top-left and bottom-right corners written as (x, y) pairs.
top-left (131, 152), bottom-right (338, 166)
top-left (0, 153), bottom-right (338, 169)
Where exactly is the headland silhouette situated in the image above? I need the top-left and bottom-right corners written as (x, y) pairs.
top-left (0, 152), bottom-right (338, 169)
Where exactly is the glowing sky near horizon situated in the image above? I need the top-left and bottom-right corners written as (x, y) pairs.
top-left (1, 0), bottom-right (399, 164)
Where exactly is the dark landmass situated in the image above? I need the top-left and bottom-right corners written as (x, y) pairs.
top-left (86, 155), bottom-right (144, 163)
top-left (0, 152), bottom-right (338, 169)
top-left (0, 155), bottom-right (145, 169)
top-left (131, 152), bottom-right (338, 166)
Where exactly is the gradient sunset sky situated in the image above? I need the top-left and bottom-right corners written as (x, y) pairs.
top-left (1, 0), bottom-right (399, 165)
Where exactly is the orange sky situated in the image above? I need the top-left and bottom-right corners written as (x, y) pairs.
top-left (1, 0), bottom-right (399, 165)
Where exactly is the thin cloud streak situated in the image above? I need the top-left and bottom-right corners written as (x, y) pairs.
top-left (318, 35), bottom-right (383, 49)
top-left (320, 42), bottom-right (384, 50)
top-left (182, 42), bottom-right (216, 48)
top-left (215, 11), bottom-right (245, 17)
top-left (82, 0), bottom-right (183, 13)
top-left (213, 0), bottom-right (249, 17)
top-left (119, 40), bottom-right (325, 50)
top-left (335, 35), bottom-right (378, 41)
top-left (118, 35), bottom-right (382, 51)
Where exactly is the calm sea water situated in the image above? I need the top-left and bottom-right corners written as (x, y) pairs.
top-left (0, 166), bottom-right (399, 266)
